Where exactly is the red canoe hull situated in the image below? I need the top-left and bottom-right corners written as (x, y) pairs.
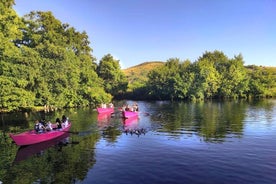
top-left (97, 107), bottom-right (114, 114)
top-left (122, 111), bottom-right (139, 119)
top-left (9, 123), bottom-right (71, 146)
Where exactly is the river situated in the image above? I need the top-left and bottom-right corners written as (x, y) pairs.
top-left (0, 99), bottom-right (276, 183)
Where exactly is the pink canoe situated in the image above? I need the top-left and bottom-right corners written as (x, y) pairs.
top-left (9, 123), bottom-right (71, 146)
top-left (122, 111), bottom-right (139, 119)
top-left (97, 107), bottom-right (114, 114)
top-left (14, 133), bottom-right (70, 163)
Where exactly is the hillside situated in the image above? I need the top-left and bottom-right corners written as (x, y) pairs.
top-left (123, 61), bottom-right (165, 85)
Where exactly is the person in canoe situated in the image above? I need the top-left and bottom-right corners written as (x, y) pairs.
top-left (133, 102), bottom-right (139, 112)
top-left (100, 103), bottom-right (107, 108)
top-left (34, 120), bottom-right (40, 132)
top-left (122, 103), bottom-right (139, 112)
top-left (61, 115), bottom-right (69, 128)
top-left (34, 120), bottom-right (46, 133)
top-left (55, 118), bottom-right (62, 129)
top-left (125, 104), bottom-right (132, 111)
top-left (108, 102), bottom-right (114, 108)
top-left (45, 121), bottom-right (53, 131)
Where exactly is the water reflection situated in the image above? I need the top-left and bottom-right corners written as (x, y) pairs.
top-left (122, 117), bottom-right (147, 136)
top-left (3, 133), bottom-right (100, 183)
top-left (97, 113), bottom-right (113, 129)
top-left (149, 101), bottom-right (246, 142)
top-left (97, 112), bottom-right (122, 142)
top-left (0, 99), bottom-right (275, 183)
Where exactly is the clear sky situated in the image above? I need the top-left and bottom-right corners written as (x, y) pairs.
top-left (14, 0), bottom-right (276, 69)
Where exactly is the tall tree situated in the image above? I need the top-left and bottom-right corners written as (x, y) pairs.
top-left (190, 57), bottom-right (221, 100)
top-left (215, 53), bottom-right (248, 98)
top-left (0, 0), bottom-right (35, 111)
top-left (196, 51), bottom-right (248, 98)
top-left (147, 58), bottom-right (191, 101)
top-left (247, 65), bottom-right (275, 98)
top-left (97, 54), bottom-right (128, 97)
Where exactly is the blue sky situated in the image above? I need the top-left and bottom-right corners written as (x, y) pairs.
top-left (14, 0), bottom-right (275, 69)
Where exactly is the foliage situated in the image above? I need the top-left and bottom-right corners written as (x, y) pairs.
top-left (144, 51), bottom-right (275, 101)
top-left (0, 5), bottom-right (111, 112)
top-left (121, 52), bottom-right (275, 101)
top-left (0, 0), bottom-right (32, 111)
top-left (97, 54), bottom-right (128, 98)
top-left (246, 65), bottom-right (276, 98)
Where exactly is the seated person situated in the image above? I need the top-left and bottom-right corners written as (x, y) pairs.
top-left (34, 120), bottom-right (40, 133)
top-left (133, 103), bottom-right (139, 112)
top-left (108, 102), bottom-right (114, 108)
top-left (55, 118), bottom-right (62, 129)
top-left (101, 103), bottom-right (107, 108)
top-left (34, 120), bottom-right (45, 133)
top-left (45, 121), bottom-right (53, 131)
top-left (61, 115), bottom-right (69, 128)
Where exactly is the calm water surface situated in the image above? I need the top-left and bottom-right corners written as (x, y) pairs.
top-left (0, 100), bottom-right (276, 184)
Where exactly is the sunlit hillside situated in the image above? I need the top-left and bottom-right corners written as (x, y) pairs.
top-left (123, 61), bottom-right (164, 82)
top-left (123, 61), bottom-right (164, 91)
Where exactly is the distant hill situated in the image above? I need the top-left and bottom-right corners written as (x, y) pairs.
top-left (123, 61), bottom-right (165, 91)
top-left (124, 61), bottom-right (165, 75)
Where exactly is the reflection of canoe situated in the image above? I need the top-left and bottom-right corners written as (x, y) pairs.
top-left (122, 118), bottom-right (146, 135)
top-left (97, 107), bottom-right (114, 114)
top-left (97, 113), bottom-right (112, 129)
top-left (97, 113), bottom-right (111, 121)
top-left (14, 133), bottom-right (70, 163)
top-left (9, 123), bottom-right (71, 146)
top-left (123, 118), bottom-right (139, 128)
top-left (122, 111), bottom-right (138, 119)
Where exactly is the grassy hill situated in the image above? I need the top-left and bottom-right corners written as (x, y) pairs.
top-left (123, 61), bottom-right (164, 82)
top-left (123, 61), bottom-right (164, 91)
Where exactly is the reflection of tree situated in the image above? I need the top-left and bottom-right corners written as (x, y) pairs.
top-left (0, 143), bottom-right (17, 181)
top-left (96, 114), bottom-right (123, 143)
top-left (195, 101), bottom-right (246, 142)
top-left (248, 99), bottom-right (275, 123)
top-left (153, 101), bottom-right (247, 142)
top-left (2, 133), bottom-right (100, 183)
top-left (0, 114), bottom-right (19, 181)
top-left (101, 123), bottom-right (122, 143)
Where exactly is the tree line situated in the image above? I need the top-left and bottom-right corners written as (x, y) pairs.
top-left (0, 0), bottom-right (275, 112)
top-left (127, 51), bottom-right (276, 101)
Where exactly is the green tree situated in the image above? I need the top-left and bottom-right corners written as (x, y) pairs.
top-left (147, 51), bottom-right (251, 101)
top-left (0, 0), bottom-right (35, 111)
top-left (189, 57), bottom-right (221, 100)
top-left (97, 54), bottom-right (128, 97)
top-left (147, 58), bottom-right (192, 100)
top-left (17, 11), bottom-right (111, 107)
top-left (196, 51), bottom-right (248, 99)
top-left (178, 60), bottom-right (194, 93)
top-left (0, 9), bottom-right (112, 111)
top-left (216, 54), bottom-right (248, 98)
top-left (247, 65), bottom-right (275, 98)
